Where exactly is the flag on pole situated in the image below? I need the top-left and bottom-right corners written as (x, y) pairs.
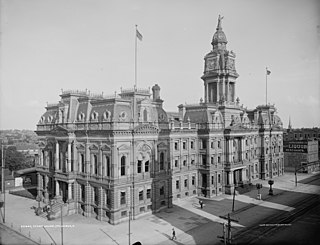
top-left (136, 29), bottom-right (143, 41)
top-left (266, 68), bottom-right (271, 75)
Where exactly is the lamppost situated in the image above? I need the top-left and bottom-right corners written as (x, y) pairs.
top-left (268, 179), bottom-right (274, 195)
top-left (256, 183), bottom-right (262, 200)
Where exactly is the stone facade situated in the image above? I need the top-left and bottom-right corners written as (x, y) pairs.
top-left (35, 16), bottom-right (284, 224)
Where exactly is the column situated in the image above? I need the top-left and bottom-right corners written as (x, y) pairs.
top-left (44, 175), bottom-right (49, 203)
top-left (55, 141), bottom-right (59, 170)
top-left (37, 173), bottom-right (42, 199)
top-left (67, 142), bottom-right (72, 172)
top-left (205, 82), bottom-right (208, 103)
top-left (222, 77), bottom-right (226, 101)
top-left (99, 148), bottom-right (103, 176)
top-left (216, 81), bottom-right (220, 102)
top-left (55, 180), bottom-right (60, 196)
top-left (72, 142), bottom-right (77, 172)
top-left (68, 183), bottom-right (72, 201)
top-left (85, 143), bottom-right (90, 174)
top-left (39, 149), bottom-right (43, 166)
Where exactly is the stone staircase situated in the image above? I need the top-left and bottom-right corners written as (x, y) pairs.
top-left (36, 198), bottom-right (68, 220)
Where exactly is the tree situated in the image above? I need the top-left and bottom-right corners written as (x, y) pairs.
top-left (0, 146), bottom-right (32, 171)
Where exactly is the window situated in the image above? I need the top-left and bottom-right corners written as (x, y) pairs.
top-left (174, 142), bottom-right (178, 150)
top-left (147, 189), bottom-right (151, 199)
top-left (191, 141), bottom-right (194, 149)
top-left (120, 191), bottom-right (126, 205)
top-left (175, 159), bottom-right (178, 168)
top-left (192, 176), bottom-right (195, 185)
top-left (176, 180), bottom-right (180, 189)
top-left (80, 153), bottom-right (85, 172)
top-left (211, 141), bottom-right (214, 148)
top-left (106, 156), bottom-right (110, 177)
top-left (139, 190), bottom-right (143, 201)
top-left (183, 160), bottom-right (186, 166)
top-left (184, 179), bottom-right (188, 188)
top-left (81, 184), bottom-right (85, 201)
top-left (202, 139), bottom-right (207, 149)
top-left (202, 155), bottom-right (206, 165)
top-left (145, 161), bottom-right (149, 172)
top-left (211, 157), bottom-right (214, 164)
top-left (106, 189), bottom-right (111, 206)
top-left (121, 156), bottom-right (126, 176)
top-left (137, 160), bottom-right (142, 173)
top-left (160, 152), bottom-right (164, 170)
top-left (183, 142), bottom-right (186, 150)
top-left (93, 155), bottom-right (98, 175)
top-left (191, 159), bottom-right (195, 165)
top-left (160, 186), bottom-right (164, 196)
top-left (218, 156), bottom-right (221, 164)
top-left (218, 174), bottom-right (221, 183)
top-left (94, 187), bottom-right (99, 205)
top-left (211, 176), bottom-right (214, 185)
top-left (218, 141), bottom-right (221, 148)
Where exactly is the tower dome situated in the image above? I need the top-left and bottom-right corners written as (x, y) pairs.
top-left (211, 15), bottom-right (228, 50)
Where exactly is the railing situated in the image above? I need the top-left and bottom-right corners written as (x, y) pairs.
top-left (120, 87), bottom-right (150, 94)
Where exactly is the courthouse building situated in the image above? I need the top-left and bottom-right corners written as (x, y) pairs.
top-left (35, 17), bottom-right (284, 224)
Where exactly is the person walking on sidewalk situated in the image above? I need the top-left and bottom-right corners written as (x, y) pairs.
top-left (172, 228), bottom-right (177, 240)
top-left (199, 200), bottom-right (203, 209)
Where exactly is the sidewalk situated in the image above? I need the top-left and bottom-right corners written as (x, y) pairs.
top-left (1, 172), bottom-right (319, 245)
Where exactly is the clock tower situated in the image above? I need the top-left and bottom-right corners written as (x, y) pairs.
top-left (201, 15), bottom-right (239, 104)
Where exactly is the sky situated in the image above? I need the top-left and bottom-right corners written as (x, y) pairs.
top-left (0, 0), bottom-right (319, 130)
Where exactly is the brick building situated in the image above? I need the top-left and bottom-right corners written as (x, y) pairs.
top-left (35, 17), bottom-right (284, 224)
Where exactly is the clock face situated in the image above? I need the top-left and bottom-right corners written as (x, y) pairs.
top-left (206, 59), bottom-right (215, 70)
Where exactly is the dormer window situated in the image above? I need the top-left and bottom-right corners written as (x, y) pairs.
top-left (39, 116), bottom-right (45, 123)
top-left (48, 115), bottom-right (53, 123)
top-left (78, 112), bottom-right (85, 121)
top-left (103, 110), bottom-right (111, 120)
top-left (91, 111), bottom-right (99, 120)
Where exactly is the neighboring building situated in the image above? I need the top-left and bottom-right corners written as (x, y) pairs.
top-left (283, 126), bottom-right (320, 173)
top-left (0, 169), bottom-right (15, 191)
top-left (35, 16), bottom-right (284, 224)
top-left (283, 139), bottom-right (319, 172)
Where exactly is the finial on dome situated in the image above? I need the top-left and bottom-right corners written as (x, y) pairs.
top-left (217, 15), bottom-right (224, 30)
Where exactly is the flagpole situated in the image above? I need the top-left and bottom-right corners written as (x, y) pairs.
top-left (265, 67), bottom-right (268, 106)
top-left (135, 25), bottom-right (138, 89)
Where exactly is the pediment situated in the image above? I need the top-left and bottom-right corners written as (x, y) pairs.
top-left (134, 124), bottom-right (159, 134)
top-left (76, 143), bottom-right (85, 150)
top-left (101, 144), bottom-right (111, 151)
top-left (50, 125), bottom-right (69, 136)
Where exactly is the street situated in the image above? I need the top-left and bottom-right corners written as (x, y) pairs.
top-left (0, 172), bottom-right (319, 245)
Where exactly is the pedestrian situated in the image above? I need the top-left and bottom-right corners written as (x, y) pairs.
top-left (172, 228), bottom-right (176, 240)
top-left (200, 200), bottom-right (203, 209)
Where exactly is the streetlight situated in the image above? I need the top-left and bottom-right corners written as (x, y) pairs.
top-left (256, 183), bottom-right (262, 200)
top-left (268, 179), bottom-right (274, 195)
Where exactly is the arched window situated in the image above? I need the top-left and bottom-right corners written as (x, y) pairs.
top-left (159, 152), bottom-right (164, 170)
top-left (145, 160), bottom-right (149, 172)
top-left (121, 156), bottom-right (126, 176)
top-left (143, 108), bottom-right (148, 122)
top-left (80, 153), bottom-right (85, 173)
top-left (93, 155), bottom-right (98, 175)
top-left (106, 156), bottom-right (111, 177)
top-left (49, 151), bottom-right (53, 168)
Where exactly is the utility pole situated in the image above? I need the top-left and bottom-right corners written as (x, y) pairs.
top-left (219, 213), bottom-right (239, 244)
top-left (61, 205), bottom-right (64, 245)
top-left (232, 186), bottom-right (236, 212)
top-left (1, 144), bottom-right (5, 223)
